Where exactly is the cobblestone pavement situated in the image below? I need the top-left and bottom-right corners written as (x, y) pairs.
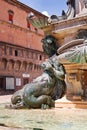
top-left (0, 126), bottom-right (26, 130)
top-left (0, 95), bottom-right (87, 130)
top-left (0, 95), bottom-right (12, 104)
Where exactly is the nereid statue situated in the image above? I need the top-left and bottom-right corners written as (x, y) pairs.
top-left (9, 35), bottom-right (66, 109)
top-left (11, 32), bottom-right (87, 108)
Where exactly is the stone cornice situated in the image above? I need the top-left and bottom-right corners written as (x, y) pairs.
top-left (43, 15), bottom-right (87, 36)
top-left (3, 0), bottom-right (48, 18)
top-left (0, 40), bottom-right (44, 54)
top-left (53, 15), bottom-right (87, 32)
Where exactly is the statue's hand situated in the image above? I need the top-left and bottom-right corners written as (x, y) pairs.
top-left (41, 60), bottom-right (52, 71)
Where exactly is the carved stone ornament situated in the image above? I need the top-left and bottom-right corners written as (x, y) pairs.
top-left (84, 0), bottom-right (87, 8)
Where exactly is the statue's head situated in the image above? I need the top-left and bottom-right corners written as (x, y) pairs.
top-left (66, 0), bottom-right (71, 5)
top-left (41, 35), bottom-right (59, 57)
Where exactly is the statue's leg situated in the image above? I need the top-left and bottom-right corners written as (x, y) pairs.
top-left (60, 81), bottom-right (67, 98)
top-left (38, 95), bottom-right (55, 109)
top-left (23, 94), bottom-right (55, 109)
top-left (51, 80), bottom-right (67, 100)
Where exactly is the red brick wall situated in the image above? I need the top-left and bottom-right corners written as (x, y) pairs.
top-left (0, 0), bottom-right (47, 94)
top-left (0, 0), bottom-right (44, 51)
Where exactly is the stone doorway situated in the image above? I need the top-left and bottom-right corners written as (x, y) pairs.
top-left (0, 77), bottom-right (5, 90)
top-left (23, 78), bottom-right (29, 85)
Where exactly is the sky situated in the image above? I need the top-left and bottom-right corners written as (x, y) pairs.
top-left (19, 0), bottom-right (67, 17)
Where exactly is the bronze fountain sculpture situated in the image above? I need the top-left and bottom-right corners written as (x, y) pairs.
top-left (9, 0), bottom-right (87, 108)
top-left (9, 35), bottom-right (66, 109)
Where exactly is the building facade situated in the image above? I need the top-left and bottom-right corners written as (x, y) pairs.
top-left (0, 0), bottom-right (47, 94)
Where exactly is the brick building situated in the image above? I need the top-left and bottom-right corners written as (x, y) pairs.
top-left (0, 0), bottom-right (47, 94)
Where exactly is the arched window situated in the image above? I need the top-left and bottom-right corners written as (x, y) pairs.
top-left (8, 10), bottom-right (14, 23)
top-left (1, 58), bottom-right (7, 70)
top-left (34, 64), bottom-right (37, 70)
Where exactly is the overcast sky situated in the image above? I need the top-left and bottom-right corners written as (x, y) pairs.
top-left (19, 0), bottom-right (67, 17)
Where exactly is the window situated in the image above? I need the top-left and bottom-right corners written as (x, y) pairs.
top-left (34, 64), bottom-right (37, 70)
top-left (27, 21), bottom-right (31, 29)
top-left (6, 77), bottom-right (14, 90)
top-left (2, 59), bottom-right (7, 70)
top-left (26, 17), bottom-right (31, 30)
top-left (39, 55), bottom-right (42, 60)
top-left (16, 78), bottom-right (21, 86)
top-left (15, 50), bottom-right (18, 56)
top-left (4, 46), bottom-right (6, 55)
top-left (8, 10), bottom-right (14, 23)
top-left (9, 47), bottom-right (12, 55)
